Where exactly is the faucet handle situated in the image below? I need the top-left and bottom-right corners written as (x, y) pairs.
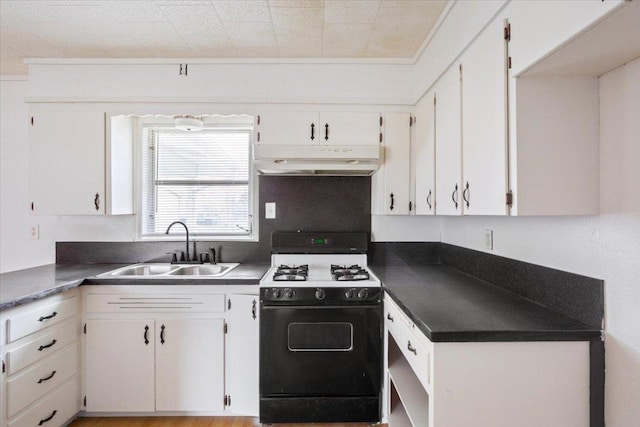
top-left (199, 253), bottom-right (210, 263)
top-left (209, 247), bottom-right (217, 265)
top-left (179, 251), bottom-right (186, 262)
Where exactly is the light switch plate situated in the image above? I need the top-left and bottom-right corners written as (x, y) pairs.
top-left (484, 229), bottom-right (493, 250)
top-left (265, 202), bottom-right (276, 219)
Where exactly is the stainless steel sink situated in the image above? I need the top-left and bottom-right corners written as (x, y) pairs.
top-left (98, 263), bottom-right (239, 278)
top-left (167, 264), bottom-right (238, 276)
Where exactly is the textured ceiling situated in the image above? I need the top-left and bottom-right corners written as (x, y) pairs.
top-left (0, 0), bottom-right (448, 75)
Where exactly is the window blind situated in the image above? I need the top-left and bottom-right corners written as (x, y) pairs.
top-left (141, 127), bottom-right (251, 237)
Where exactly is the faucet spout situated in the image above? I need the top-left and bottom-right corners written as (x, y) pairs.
top-left (165, 221), bottom-right (190, 262)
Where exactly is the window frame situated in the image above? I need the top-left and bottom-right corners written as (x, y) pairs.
top-left (134, 116), bottom-right (258, 242)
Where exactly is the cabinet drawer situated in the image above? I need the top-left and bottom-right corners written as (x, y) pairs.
top-left (7, 322), bottom-right (77, 375)
top-left (86, 293), bottom-right (225, 313)
top-left (8, 377), bottom-right (79, 427)
top-left (385, 297), bottom-right (431, 390)
top-left (6, 297), bottom-right (77, 343)
top-left (8, 344), bottom-right (78, 417)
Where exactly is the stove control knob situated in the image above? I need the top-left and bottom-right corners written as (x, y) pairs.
top-left (272, 289), bottom-right (282, 299)
top-left (344, 289), bottom-right (355, 299)
top-left (315, 289), bottom-right (326, 300)
top-left (357, 289), bottom-right (369, 299)
top-left (284, 289), bottom-right (295, 299)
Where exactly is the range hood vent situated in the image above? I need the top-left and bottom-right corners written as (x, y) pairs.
top-left (253, 144), bottom-right (381, 176)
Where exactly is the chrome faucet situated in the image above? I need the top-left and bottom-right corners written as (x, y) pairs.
top-left (165, 221), bottom-right (191, 262)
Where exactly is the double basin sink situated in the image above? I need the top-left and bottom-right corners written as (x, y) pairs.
top-left (98, 263), bottom-right (239, 278)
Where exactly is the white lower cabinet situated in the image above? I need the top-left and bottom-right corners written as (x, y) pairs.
top-left (84, 319), bottom-right (155, 412)
top-left (0, 291), bottom-right (81, 427)
top-left (384, 295), bottom-right (591, 427)
top-left (82, 285), bottom-right (258, 416)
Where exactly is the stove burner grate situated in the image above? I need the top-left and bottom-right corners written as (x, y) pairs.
top-left (273, 264), bottom-right (308, 281)
top-left (331, 264), bottom-right (370, 281)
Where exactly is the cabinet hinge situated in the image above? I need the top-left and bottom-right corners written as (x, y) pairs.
top-left (409, 201), bottom-right (413, 211)
top-left (504, 23), bottom-right (511, 41)
top-left (179, 63), bottom-right (188, 76)
top-left (379, 133), bottom-right (383, 143)
top-left (506, 191), bottom-right (513, 206)
top-left (30, 116), bottom-right (34, 126)
top-left (31, 202), bottom-right (34, 211)
top-left (224, 395), bottom-right (231, 406)
top-left (257, 131), bottom-right (260, 142)
top-left (2, 360), bottom-right (5, 374)
top-left (228, 299), bottom-right (231, 310)
top-left (257, 115), bottom-right (261, 125)
top-left (83, 323), bottom-right (87, 334)
top-left (434, 95), bottom-right (437, 106)
top-left (224, 323), bottom-right (228, 334)
top-left (379, 116), bottom-right (383, 127)
top-left (508, 56), bottom-right (512, 69)
top-left (409, 116), bottom-right (414, 127)
top-left (84, 396), bottom-right (87, 407)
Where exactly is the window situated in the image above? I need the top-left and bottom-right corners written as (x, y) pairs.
top-left (139, 117), bottom-right (254, 239)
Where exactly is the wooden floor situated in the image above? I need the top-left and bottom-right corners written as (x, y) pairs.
top-left (69, 416), bottom-right (377, 427)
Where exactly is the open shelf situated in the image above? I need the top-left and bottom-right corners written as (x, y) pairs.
top-left (388, 333), bottom-right (429, 427)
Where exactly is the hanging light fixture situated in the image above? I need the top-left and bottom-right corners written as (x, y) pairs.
top-left (174, 115), bottom-right (204, 131)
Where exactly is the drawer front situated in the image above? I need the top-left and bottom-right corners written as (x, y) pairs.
top-left (7, 322), bottom-right (77, 375)
top-left (8, 344), bottom-right (78, 417)
top-left (8, 377), bottom-right (79, 427)
top-left (385, 297), bottom-right (431, 389)
top-left (85, 293), bottom-right (225, 313)
top-left (7, 297), bottom-right (77, 343)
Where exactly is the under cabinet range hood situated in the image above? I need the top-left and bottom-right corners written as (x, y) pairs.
top-left (253, 144), bottom-right (381, 176)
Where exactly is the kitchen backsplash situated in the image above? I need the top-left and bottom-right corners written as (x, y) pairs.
top-left (57, 175), bottom-right (371, 263)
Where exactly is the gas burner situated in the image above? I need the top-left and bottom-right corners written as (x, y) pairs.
top-left (331, 265), bottom-right (370, 281)
top-left (273, 265), bottom-right (308, 281)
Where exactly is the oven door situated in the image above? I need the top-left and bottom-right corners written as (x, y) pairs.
top-left (260, 305), bottom-right (381, 397)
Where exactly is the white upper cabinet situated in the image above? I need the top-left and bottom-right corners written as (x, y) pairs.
top-left (506, 0), bottom-right (625, 75)
top-left (29, 110), bottom-right (133, 216)
top-left (372, 112), bottom-right (412, 215)
top-left (29, 111), bottom-right (106, 215)
top-left (461, 18), bottom-right (509, 215)
top-left (434, 64), bottom-right (462, 216)
top-left (256, 111), bottom-right (381, 145)
top-left (412, 91), bottom-right (436, 215)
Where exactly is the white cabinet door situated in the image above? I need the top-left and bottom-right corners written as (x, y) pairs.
top-left (435, 65), bottom-right (462, 216)
top-left (413, 91), bottom-right (436, 215)
top-left (375, 112), bottom-right (411, 215)
top-left (84, 319), bottom-right (155, 412)
top-left (225, 294), bottom-right (259, 416)
top-left (256, 112), bottom-right (319, 145)
top-left (461, 18), bottom-right (509, 215)
top-left (29, 111), bottom-right (106, 215)
top-left (155, 318), bottom-right (224, 412)
top-left (318, 112), bottom-right (380, 145)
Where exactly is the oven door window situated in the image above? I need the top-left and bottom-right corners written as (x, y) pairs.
top-left (288, 322), bottom-right (353, 352)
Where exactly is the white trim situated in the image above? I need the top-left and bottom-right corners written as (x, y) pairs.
top-left (24, 56), bottom-right (415, 66)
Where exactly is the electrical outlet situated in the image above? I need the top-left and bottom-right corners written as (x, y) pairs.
top-left (265, 202), bottom-right (276, 219)
top-left (484, 229), bottom-right (493, 250)
top-left (30, 224), bottom-right (40, 240)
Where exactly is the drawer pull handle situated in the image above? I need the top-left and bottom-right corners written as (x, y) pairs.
top-left (252, 299), bottom-right (257, 320)
top-left (160, 324), bottom-right (166, 345)
top-left (407, 341), bottom-right (417, 355)
top-left (144, 325), bottom-right (150, 345)
top-left (37, 370), bottom-right (57, 384)
top-left (387, 313), bottom-right (394, 322)
top-left (38, 339), bottom-right (57, 351)
top-left (38, 311), bottom-right (57, 322)
top-left (38, 410), bottom-right (57, 425)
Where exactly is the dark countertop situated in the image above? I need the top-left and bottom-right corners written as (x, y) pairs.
top-left (371, 264), bottom-right (601, 342)
top-left (0, 263), bottom-right (269, 310)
